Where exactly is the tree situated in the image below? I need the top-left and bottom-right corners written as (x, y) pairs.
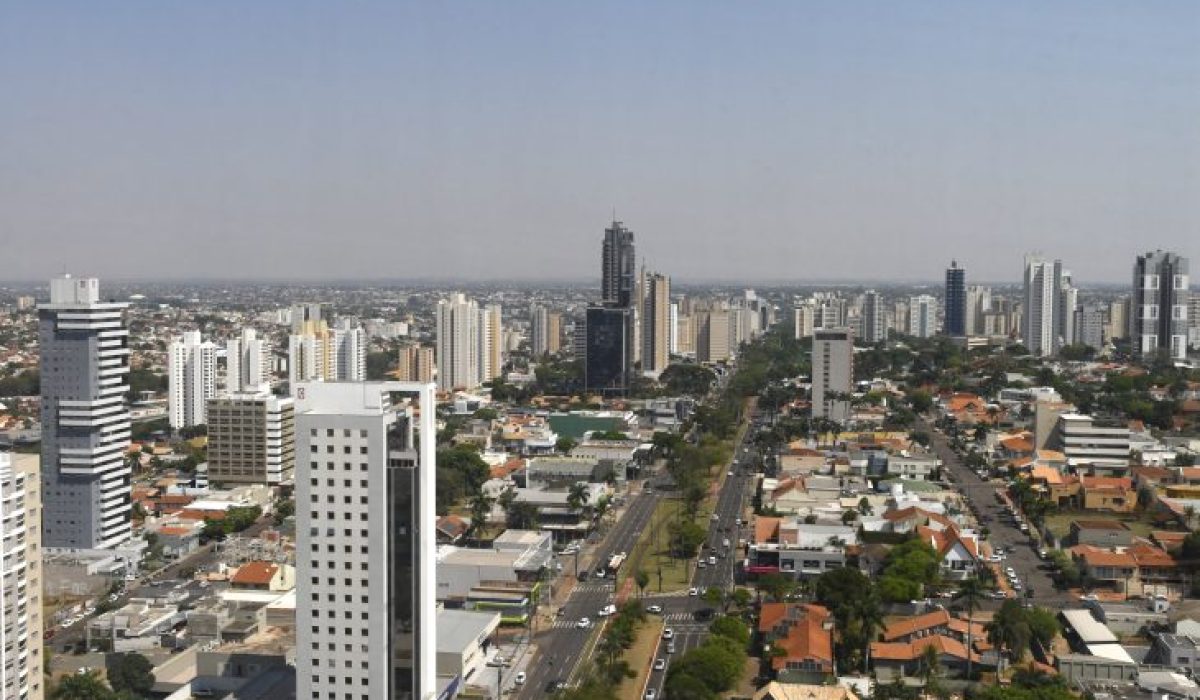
top-left (468, 492), bottom-right (494, 541)
top-left (730, 587), bottom-right (752, 610)
top-left (272, 498), bottom-right (295, 525)
top-left (662, 672), bottom-right (717, 700)
top-left (955, 577), bottom-right (986, 680)
top-left (107, 652), bottom-right (154, 696)
top-left (504, 501), bottom-right (539, 530)
top-left (986, 599), bottom-right (1032, 670)
top-left (634, 569), bottom-right (650, 598)
top-left (757, 572), bottom-right (796, 602)
top-left (841, 509), bottom-right (858, 525)
top-left (659, 363), bottom-right (718, 397)
top-left (51, 672), bottom-right (116, 700)
top-left (708, 615), bottom-right (750, 646)
top-left (1024, 606), bottom-right (1060, 647)
top-left (567, 482), bottom-right (590, 514)
top-left (703, 586), bottom-right (724, 608)
top-left (907, 389), bottom-right (934, 413)
top-left (555, 436), bottom-right (578, 454)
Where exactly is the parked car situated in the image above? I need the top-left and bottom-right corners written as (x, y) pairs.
top-left (654, 658), bottom-right (666, 671)
top-left (688, 587), bottom-right (699, 596)
top-left (514, 672), bottom-right (526, 685)
top-left (662, 628), bottom-right (674, 640)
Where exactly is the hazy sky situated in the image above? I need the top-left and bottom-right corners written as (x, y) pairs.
top-left (2, 2), bottom-right (1199, 284)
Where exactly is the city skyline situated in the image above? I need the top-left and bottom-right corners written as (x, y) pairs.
top-left (4, 2), bottom-right (1200, 283)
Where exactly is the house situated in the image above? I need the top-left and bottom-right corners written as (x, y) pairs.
top-left (747, 518), bottom-right (855, 579)
top-left (230, 562), bottom-right (294, 592)
top-left (753, 682), bottom-right (860, 700)
top-left (1070, 546), bottom-right (1137, 596)
top-left (757, 603), bottom-right (835, 684)
top-left (884, 454), bottom-right (940, 481)
top-left (1068, 520), bottom-right (1133, 548)
top-left (152, 523), bottom-right (203, 559)
top-left (880, 609), bottom-right (987, 649)
top-left (871, 635), bottom-right (990, 679)
top-left (436, 515), bottom-right (471, 544)
top-left (915, 524), bottom-right (981, 580)
top-left (1080, 476), bottom-right (1136, 513)
top-left (882, 507), bottom-right (955, 535)
top-left (1029, 467), bottom-right (1080, 507)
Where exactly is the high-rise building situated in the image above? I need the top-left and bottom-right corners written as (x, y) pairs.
top-left (696, 309), bottom-right (731, 363)
top-left (436, 293), bottom-right (481, 392)
top-left (1108, 296), bottom-right (1130, 341)
top-left (862, 291), bottom-right (885, 343)
top-left (206, 391), bottom-right (295, 485)
top-left (39, 275), bottom-right (132, 550)
top-left (0, 452), bottom-right (44, 700)
top-left (812, 328), bottom-right (853, 423)
top-left (288, 316), bottom-right (366, 389)
top-left (944, 261), bottom-right (966, 336)
top-left (674, 313), bottom-right (696, 355)
top-left (584, 306), bottom-right (632, 393)
top-left (295, 382), bottom-right (436, 700)
top-left (168, 331), bottom-right (217, 429)
top-left (1076, 305), bottom-right (1106, 352)
top-left (601, 221), bottom-right (636, 308)
top-left (641, 272), bottom-right (671, 373)
top-left (793, 304), bottom-right (815, 340)
top-left (1132, 250), bottom-right (1190, 361)
top-left (668, 302), bottom-right (679, 355)
top-left (1023, 255), bottom-right (1059, 356)
top-left (290, 303), bottom-right (325, 334)
top-left (907, 295), bottom-right (937, 338)
top-left (1058, 269), bottom-right (1078, 348)
top-left (1190, 293), bottom-right (1200, 350)
top-left (397, 345), bottom-right (436, 384)
top-left (965, 286), bottom-right (992, 336)
top-left (530, 305), bottom-right (562, 357)
top-left (333, 321), bottom-right (367, 383)
top-left (479, 304), bottom-right (503, 382)
top-left (226, 328), bottom-right (270, 393)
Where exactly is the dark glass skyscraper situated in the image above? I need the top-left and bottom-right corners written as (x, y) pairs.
top-left (585, 305), bottom-right (632, 395)
top-left (944, 261), bottom-right (966, 337)
top-left (1132, 250), bottom-right (1190, 360)
top-left (601, 220), bottom-right (636, 308)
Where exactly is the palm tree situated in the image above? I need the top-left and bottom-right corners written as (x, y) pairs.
top-left (567, 482), bottom-right (589, 514)
top-left (857, 592), bottom-right (885, 673)
top-left (955, 577), bottom-right (986, 680)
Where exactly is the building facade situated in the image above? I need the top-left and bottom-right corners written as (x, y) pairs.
top-left (39, 276), bottom-right (132, 550)
top-left (862, 291), bottom-right (885, 344)
top-left (584, 306), bottom-right (632, 394)
top-left (436, 293), bottom-right (481, 392)
top-left (601, 220), bottom-right (636, 308)
top-left (908, 295), bottom-right (937, 338)
top-left (641, 272), bottom-right (671, 373)
top-left (168, 330), bottom-right (217, 429)
top-left (295, 382), bottom-right (436, 700)
top-left (397, 345), bottom-right (436, 384)
top-left (226, 328), bottom-right (270, 393)
top-left (1131, 250), bottom-right (1190, 361)
top-left (0, 453), bottom-right (44, 700)
top-left (206, 391), bottom-right (296, 485)
top-left (944, 262), bottom-right (966, 336)
top-left (812, 328), bottom-right (853, 423)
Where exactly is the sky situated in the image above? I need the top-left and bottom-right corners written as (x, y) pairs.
top-left (2, 2), bottom-right (1199, 285)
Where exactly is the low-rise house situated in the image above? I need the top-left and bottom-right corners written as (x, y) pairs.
top-left (884, 454), bottom-right (940, 481)
top-left (436, 514), bottom-right (471, 544)
top-left (86, 600), bottom-right (182, 652)
top-left (1069, 519), bottom-right (1133, 548)
top-left (436, 609), bottom-right (502, 696)
top-left (747, 519), bottom-right (855, 579)
top-left (230, 561), bottom-right (294, 592)
top-left (916, 524), bottom-right (981, 580)
top-left (152, 522), bottom-right (203, 559)
top-left (871, 635), bottom-right (989, 679)
top-left (880, 609), bottom-right (986, 648)
top-left (753, 682), bottom-right (860, 700)
top-left (1080, 476), bottom-right (1136, 513)
top-left (1029, 467), bottom-right (1080, 507)
top-left (757, 603), bottom-right (835, 684)
top-left (1070, 546), bottom-right (1137, 596)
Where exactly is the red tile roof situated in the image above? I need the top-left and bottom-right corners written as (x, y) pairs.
top-left (231, 561), bottom-right (279, 586)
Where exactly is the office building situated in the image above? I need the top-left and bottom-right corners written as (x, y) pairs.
top-left (0, 452), bottom-right (44, 700)
top-left (206, 391), bottom-right (295, 485)
top-left (479, 304), bottom-right (503, 383)
top-left (530, 305), bottom-right (561, 357)
top-left (641, 272), bottom-right (671, 373)
top-left (1076, 305), bottom-right (1106, 352)
top-left (812, 328), bottom-right (853, 423)
top-left (39, 275), bottom-right (132, 550)
top-left (436, 293), bottom-right (481, 392)
top-left (697, 309), bottom-right (732, 364)
top-left (1132, 250), bottom-right (1190, 361)
top-left (1049, 413), bottom-right (1131, 472)
top-left (601, 220), bottom-right (636, 308)
top-left (397, 345), bottom-right (436, 384)
top-left (226, 328), bottom-right (270, 393)
top-left (168, 331), bottom-right (217, 429)
top-left (584, 306), bottom-right (632, 394)
top-left (908, 295), bottom-right (937, 338)
top-left (793, 304), bottom-right (815, 340)
top-left (861, 290), bottom-right (885, 343)
top-left (296, 382), bottom-right (436, 700)
top-left (944, 261), bottom-right (966, 336)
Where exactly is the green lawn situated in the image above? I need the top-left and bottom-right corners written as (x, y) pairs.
top-left (622, 498), bottom-right (703, 594)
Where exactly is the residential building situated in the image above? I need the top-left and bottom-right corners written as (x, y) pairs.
top-left (226, 328), bottom-right (270, 393)
top-left (965, 285), bottom-right (991, 336)
top-left (479, 304), bottom-right (503, 383)
top-left (288, 316), bottom-right (366, 389)
top-left (907, 295), bottom-right (936, 338)
top-left (812, 328), bottom-right (853, 423)
top-left (168, 330), bottom-right (217, 429)
top-left (793, 304), bottom-right (815, 340)
top-left (0, 453), bottom-right (44, 700)
top-left (601, 220), bottom-right (636, 308)
top-left (206, 391), bottom-right (295, 485)
top-left (756, 603), bottom-right (835, 684)
top-left (1108, 296), bottom-right (1130, 341)
top-left (39, 275), bottom-right (133, 550)
top-left (1023, 254), bottom-right (1062, 356)
top-left (436, 293), bottom-right (481, 392)
top-left (696, 309), bottom-right (731, 363)
top-left (295, 381), bottom-right (436, 700)
top-left (944, 261), bottom-right (966, 336)
top-left (397, 345), bottom-right (436, 384)
top-left (641, 272), bottom-right (671, 373)
top-left (1076, 305), bottom-right (1106, 352)
top-left (529, 304), bottom-right (561, 357)
top-left (1132, 250), bottom-right (1190, 361)
top-left (862, 291), bottom-right (885, 344)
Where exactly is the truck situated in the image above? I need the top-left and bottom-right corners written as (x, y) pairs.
top-left (607, 552), bottom-right (628, 574)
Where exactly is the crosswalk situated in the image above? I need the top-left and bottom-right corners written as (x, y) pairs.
top-left (548, 612), bottom-right (708, 629)
top-left (572, 582), bottom-right (616, 594)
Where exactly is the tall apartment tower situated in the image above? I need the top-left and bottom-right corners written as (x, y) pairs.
top-left (1132, 250), bottom-right (1190, 361)
top-left (288, 317), bottom-right (366, 389)
top-left (1023, 255), bottom-right (1060, 357)
top-left (0, 452), bottom-right (44, 700)
top-left (812, 328), bottom-right (854, 423)
top-left (1108, 297), bottom-right (1130, 341)
top-left (295, 382), bottom-right (436, 700)
top-left (696, 309), bottom-right (732, 364)
top-left (861, 291), bottom-right (886, 343)
top-left (965, 286), bottom-right (992, 336)
top-left (530, 304), bottom-right (558, 357)
top-left (397, 345), bottom-right (436, 384)
top-left (38, 275), bottom-right (132, 550)
top-left (908, 295), bottom-right (937, 338)
top-left (226, 328), bottom-right (270, 393)
top-left (601, 220), bottom-right (636, 308)
top-left (168, 331), bottom-right (217, 429)
top-left (436, 293), bottom-right (481, 392)
top-left (641, 272), bottom-right (671, 373)
top-left (206, 391), bottom-right (295, 485)
top-left (333, 321), bottom-right (367, 383)
top-left (479, 304), bottom-right (503, 383)
top-left (668, 302), bottom-right (679, 355)
top-left (944, 261), bottom-right (966, 336)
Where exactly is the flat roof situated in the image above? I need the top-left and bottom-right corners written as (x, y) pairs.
top-left (437, 609), bottom-right (500, 654)
top-left (1086, 643), bottom-right (1136, 664)
top-left (1062, 609), bottom-right (1119, 644)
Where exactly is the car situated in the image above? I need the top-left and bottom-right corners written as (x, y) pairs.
top-left (735, 518), bottom-right (742, 526)
top-left (1012, 581), bottom-right (1023, 591)
top-left (645, 691), bottom-right (657, 700)
top-left (727, 471), bottom-right (733, 476)
top-left (711, 513), bottom-right (719, 521)
top-left (599, 604), bottom-right (617, 617)
top-left (545, 681), bottom-right (562, 694)
top-left (992, 590), bottom-right (1007, 599)
top-left (488, 655), bottom-right (506, 667)
top-left (646, 605), bottom-right (663, 614)
top-left (707, 556), bottom-right (717, 565)
top-left (697, 560), bottom-right (706, 569)
top-left (667, 641), bottom-right (676, 654)
top-left (688, 587), bottom-right (699, 596)
top-left (654, 658), bottom-right (666, 671)
top-left (577, 617), bottom-right (591, 629)
top-left (662, 628), bottom-right (674, 640)
top-left (1037, 549), bottom-right (1049, 559)
top-left (514, 672), bottom-right (526, 685)
top-left (987, 554), bottom-right (1002, 563)
top-left (1005, 567), bottom-right (1016, 576)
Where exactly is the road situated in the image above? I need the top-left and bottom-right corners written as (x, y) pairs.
top-left (922, 419), bottom-right (1066, 605)
top-left (517, 487), bottom-right (662, 698)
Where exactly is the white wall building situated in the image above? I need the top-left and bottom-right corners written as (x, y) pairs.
top-left (225, 328), bottom-right (270, 393)
top-left (437, 294), bottom-right (481, 392)
top-left (0, 453), bottom-right (44, 700)
top-left (168, 330), bottom-right (217, 429)
top-left (907, 295), bottom-right (937, 338)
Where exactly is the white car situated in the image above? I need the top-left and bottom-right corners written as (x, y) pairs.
top-left (727, 471), bottom-right (733, 476)
top-left (1005, 567), bottom-right (1016, 576)
top-left (645, 691), bottom-right (657, 700)
top-left (688, 587), bottom-right (699, 596)
top-left (646, 605), bottom-right (663, 614)
top-left (514, 672), bottom-right (526, 685)
top-left (697, 560), bottom-right (706, 569)
top-left (662, 628), bottom-right (674, 640)
top-left (653, 658), bottom-right (666, 671)
top-left (577, 617), bottom-right (591, 629)
top-left (711, 513), bottom-right (719, 521)
top-left (598, 604), bottom-right (617, 617)
top-left (707, 556), bottom-right (716, 565)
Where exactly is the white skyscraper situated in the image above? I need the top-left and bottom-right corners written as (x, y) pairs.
top-left (226, 328), bottom-right (270, 393)
top-left (862, 290), bottom-right (886, 343)
top-left (479, 304), bottom-right (503, 383)
top-left (813, 327), bottom-right (854, 423)
top-left (965, 285), bottom-right (992, 336)
top-left (296, 382), bottom-right (436, 700)
top-left (908, 295), bottom-right (937, 338)
top-left (39, 275), bottom-right (133, 550)
top-left (168, 331), bottom-right (217, 429)
top-left (288, 318), bottom-right (366, 390)
top-left (333, 321), bottom-right (367, 382)
top-left (1023, 255), bottom-right (1059, 356)
top-left (436, 294), bottom-right (481, 391)
top-left (668, 302), bottom-right (679, 355)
